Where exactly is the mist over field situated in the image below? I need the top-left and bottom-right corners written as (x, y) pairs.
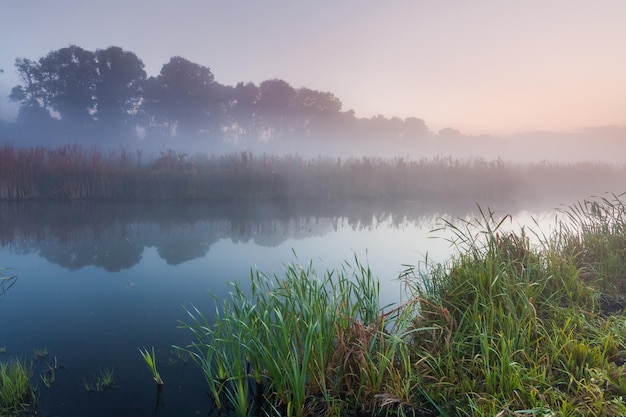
top-left (1, 44), bottom-right (625, 166)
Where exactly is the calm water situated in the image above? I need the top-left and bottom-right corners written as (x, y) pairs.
top-left (0, 199), bottom-right (561, 416)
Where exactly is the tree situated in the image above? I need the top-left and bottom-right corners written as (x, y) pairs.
top-left (39, 45), bottom-right (97, 124)
top-left (222, 81), bottom-right (260, 144)
top-left (93, 46), bottom-right (146, 127)
top-left (291, 87), bottom-right (342, 136)
top-left (143, 56), bottom-right (220, 138)
top-left (257, 79), bottom-right (297, 140)
top-left (10, 45), bottom-right (98, 125)
top-left (402, 117), bottom-right (429, 139)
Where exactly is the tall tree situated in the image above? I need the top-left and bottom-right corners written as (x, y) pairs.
top-left (257, 79), bottom-right (297, 140)
top-left (143, 56), bottom-right (220, 138)
top-left (94, 46), bottom-right (146, 127)
top-left (38, 45), bottom-right (97, 124)
top-left (291, 87), bottom-right (342, 136)
top-left (10, 45), bottom-right (97, 125)
top-left (222, 81), bottom-right (260, 143)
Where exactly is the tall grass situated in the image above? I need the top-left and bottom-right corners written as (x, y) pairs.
top-left (402, 196), bottom-right (626, 416)
top-left (181, 256), bottom-right (424, 417)
top-left (0, 359), bottom-right (33, 415)
top-left (182, 193), bottom-right (626, 416)
top-left (0, 144), bottom-right (623, 201)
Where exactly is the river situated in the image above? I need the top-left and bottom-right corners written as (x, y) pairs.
top-left (0, 198), bottom-right (564, 416)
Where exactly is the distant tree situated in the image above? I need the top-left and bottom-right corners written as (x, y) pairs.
top-left (10, 57), bottom-right (52, 110)
top-left (222, 81), bottom-right (260, 144)
top-left (38, 45), bottom-right (97, 124)
top-left (93, 46), bottom-right (146, 127)
top-left (10, 45), bottom-right (98, 125)
top-left (143, 56), bottom-right (220, 138)
top-left (257, 79), bottom-right (297, 140)
top-left (291, 87), bottom-right (342, 136)
top-left (438, 127), bottom-right (462, 138)
top-left (402, 117), bottom-right (430, 139)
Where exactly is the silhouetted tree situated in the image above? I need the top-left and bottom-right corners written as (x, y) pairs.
top-left (93, 46), bottom-right (146, 128)
top-left (402, 117), bottom-right (430, 139)
top-left (222, 81), bottom-right (260, 144)
top-left (257, 79), bottom-right (297, 140)
top-left (10, 46), bottom-right (148, 142)
top-left (291, 87), bottom-right (343, 137)
top-left (143, 56), bottom-right (221, 139)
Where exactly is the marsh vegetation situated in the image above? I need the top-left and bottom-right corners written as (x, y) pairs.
top-left (180, 194), bottom-right (626, 416)
top-left (0, 144), bottom-right (623, 203)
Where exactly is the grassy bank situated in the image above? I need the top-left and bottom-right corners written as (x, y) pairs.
top-left (182, 193), bottom-right (626, 416)
top-left (0, 144), bottom-right (623, 202)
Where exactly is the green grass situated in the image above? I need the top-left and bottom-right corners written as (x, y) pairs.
top-left (0, 359), bottom-right (33, 415)
top-left (83, 368), bottom-right (116, 392)
top-left (32, 347), bottom-right (48, 360)
top-left (181, 193), bottom-right (626, 417)
top-left (138, 347), bottom-right (163, 386)
top-left (181, 256), bottom-right (426, 417)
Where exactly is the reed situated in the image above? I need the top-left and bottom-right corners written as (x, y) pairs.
top-left (138, 347), bottom-right (163, 386)
top-left (32, 347), bottom-right (48, 360)
top-left (401, 197), bottom-right (626, 416)
top-left (181, 255), bottom-right (420, 417)
top-left (83, 368), bottom-right (116, 391)
top-left (0, 144), bottom-right (623, 202)
top-left (0, 359), bottom-right (33, 415)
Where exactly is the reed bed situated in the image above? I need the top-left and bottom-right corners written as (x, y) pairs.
top-left (0, 144), bottom-right (623, 202)
top-left (182, 194), bottom-right (626, 416)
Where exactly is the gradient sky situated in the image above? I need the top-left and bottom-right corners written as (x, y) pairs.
top-left (1, 1), bottom-right (625, 135)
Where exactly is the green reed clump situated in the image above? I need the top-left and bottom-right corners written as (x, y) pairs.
top-left (558, 193), bottom-right (626, 296)
top-left (0, 359), bottom-right (33, 415)
top-left (179, 194), bottom-right (626, 416)
top-left (138, 347), bottom-right (163, 386)
top-left (401, 203), bottom-right (626, 416)
top-left (182, 256), bottom-right (425, 417)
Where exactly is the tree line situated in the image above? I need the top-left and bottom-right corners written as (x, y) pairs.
top-left (4, 45), bottom-right (430, 151)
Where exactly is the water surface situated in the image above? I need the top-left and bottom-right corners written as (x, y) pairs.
top-left (0, 199), bottom-right (561, 416)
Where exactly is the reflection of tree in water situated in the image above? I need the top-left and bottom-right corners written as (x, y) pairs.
top-left (153, 222), bottom-right (226, 265)
top-left (37, 228), bottom-right (144, 272)
top-left (0, 199), bottom-right (554, 271)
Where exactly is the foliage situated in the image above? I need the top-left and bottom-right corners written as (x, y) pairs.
top-left (138, 347), bottom-right (163, 386)
top-left (182, 193), bottom-right (626, 416)
top-left (181, 256), bottom-right (427, 417)
top-left (401, 196), bottom-right (626, 416)
top-left (83, 368), bottom-right (116, 392)
top-left (0, 359), bottom-right (33, 415)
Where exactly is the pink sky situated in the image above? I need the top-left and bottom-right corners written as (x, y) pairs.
top-left (1, 1), bottom-right (625, 136)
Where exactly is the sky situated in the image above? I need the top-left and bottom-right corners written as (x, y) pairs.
top-left (1, 1), bottom-right (625, 136)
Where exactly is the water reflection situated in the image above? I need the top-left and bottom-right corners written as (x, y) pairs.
top-left (0, 268), bottom-right (17, 296)
top-left (0, 198), bottom-right (567, 417)
top-left (0, 199), bottom-right (514, 271)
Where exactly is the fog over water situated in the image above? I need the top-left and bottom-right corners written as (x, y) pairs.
top-left (1, 4), bottom-right (625, 416)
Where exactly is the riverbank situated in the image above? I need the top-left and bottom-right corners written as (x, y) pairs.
top-left (182, 194), bottom-right (626, 416)
top-left (2, 194), bottom-right (626, 416)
